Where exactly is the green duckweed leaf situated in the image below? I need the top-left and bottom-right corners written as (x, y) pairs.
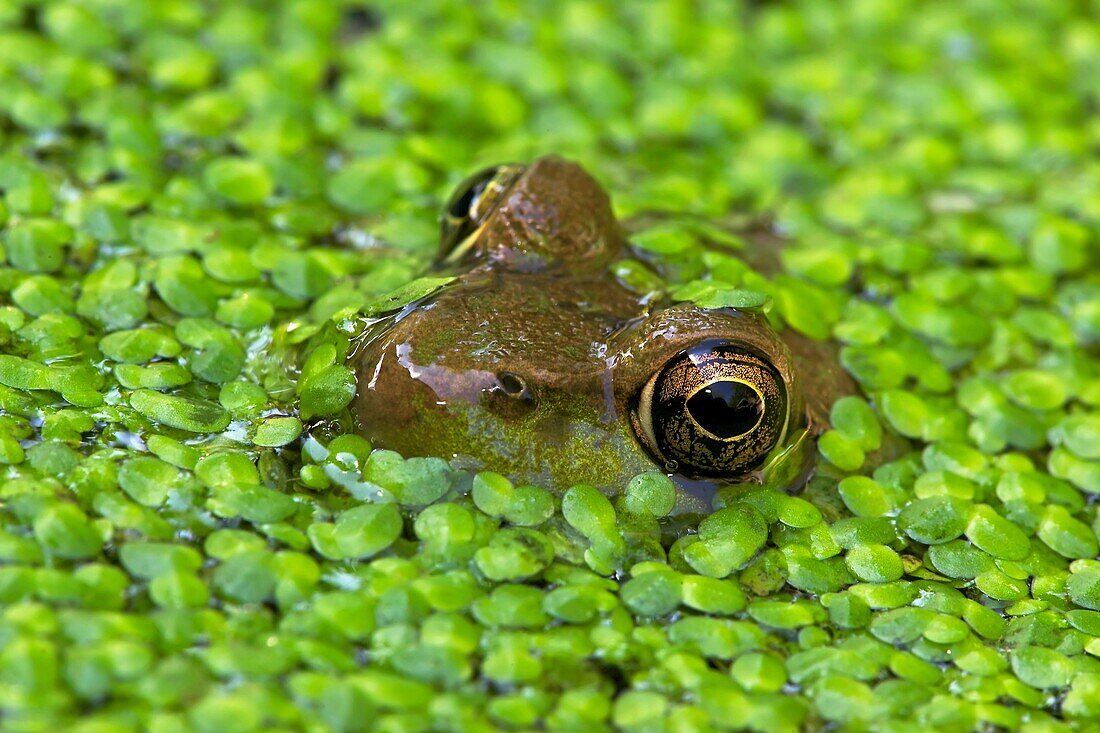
top-left (129, 389), bottom-right (230, 433)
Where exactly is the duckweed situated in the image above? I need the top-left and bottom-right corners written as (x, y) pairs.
top-left (0, 1), bottom-right (1097, 730)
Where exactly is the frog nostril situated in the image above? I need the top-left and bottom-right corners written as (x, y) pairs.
top-left (487, 371), bottom-right (537, 412)
top-left (497, 371), bottom-right (527, 396)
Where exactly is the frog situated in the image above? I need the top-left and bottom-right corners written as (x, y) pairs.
top-left (351, 156), bottom-right (852, 514)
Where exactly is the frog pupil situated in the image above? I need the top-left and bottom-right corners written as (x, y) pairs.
top-left (686, 380), bottom-right (763, 439)
top-left (448, 175), bottom-right (492, 220)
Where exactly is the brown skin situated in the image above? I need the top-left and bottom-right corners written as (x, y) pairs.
top-left (352, 156), bottom-right (847, 513)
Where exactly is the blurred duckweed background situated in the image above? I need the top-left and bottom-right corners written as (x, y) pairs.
top-left (1, 0), bottom-right (1099, 731)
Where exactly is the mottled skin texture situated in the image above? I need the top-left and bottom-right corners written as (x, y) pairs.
top-left (352, 156), bottom-right (849, 512)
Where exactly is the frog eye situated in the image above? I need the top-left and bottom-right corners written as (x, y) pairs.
top-left (629, 340), bottom-right (789, 478)
top-left (439, 164), bottom-right (526, 262)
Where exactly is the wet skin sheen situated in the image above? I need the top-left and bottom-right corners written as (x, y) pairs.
top-left (352, 157), bottom-right (847, 513)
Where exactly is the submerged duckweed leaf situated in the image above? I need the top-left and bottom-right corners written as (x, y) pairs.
top-left (364, 451), bottom-right (452, 506)
top-left (562, 484), bottom-right (617, 539)
top-left (623, 471), bottom-right (676, 517)
top-left (154, 256), bottom-right (219, 317)
top-left (212, 484), bottom-right (297, 524)
top-left (680, 575), bottom-right (746, 615)
top-left (298, 365), bottom-right (356, 420)
top-left (1011, 646), bottom-right (1073, 689)
top-left (119, 543), bottom-right (203, 578)
top-left (878, 390), bottom-right (930, 439)
top-left (212, 549), bottom-right (277, 603)
top-left (898, 496), bottom-right (970, 545)
top-left (684, 506), bottom-right (767, 578)
top-left (362, 276), bottom-right (456, 317)
top-left (5, 218), bottom-right (70, 272)
top-left (471, 471), bottom-right (515, 517)
top-left (1050, 414), bottom-right (1100, 460)
top-left (474, 528), bottom-right (554, 581)
top-left (319, 503), bottom-right (403, 560)
top-left (118, 456), bottom-right (178, 506)
top-left (671, 281), bottom-right (772, 311)
top-left (829, 396), bottom-right (882, 451)
top-left (1036, 505), bottom-right (1099, 559)
top-left (252, 416), bottom-right (303, 447)
top-left (99, 328), bottom-right (181, 364)
top-left (115, 362), bottom-right (191, 390)
top-left (327, 158), bottom-right (401, 215)
top-left (0, 355), bottom-right (52, 390)
top-left (273, 253), bottom-right (334, 300)
top-left (129, 389), bottom-right (230, 433)
top-left (620, 570), bottom-right (681, 616)
top-left (414, 502), bottom-right (476, 550)
top-left (964, 505), bottom-right (1030, 561)
top-left (504, 484), bottom-right (555, 526)
top-left (818, 430), bottom-right (865, 471)
top-left (33, 504), bottom-right (103, 559)
top-left (631, 224), bottom-right (696, 255)
top-left (1067, 567), bottom-right (1100, 611)
top-left (203, 157), bottom-right (274, 206)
